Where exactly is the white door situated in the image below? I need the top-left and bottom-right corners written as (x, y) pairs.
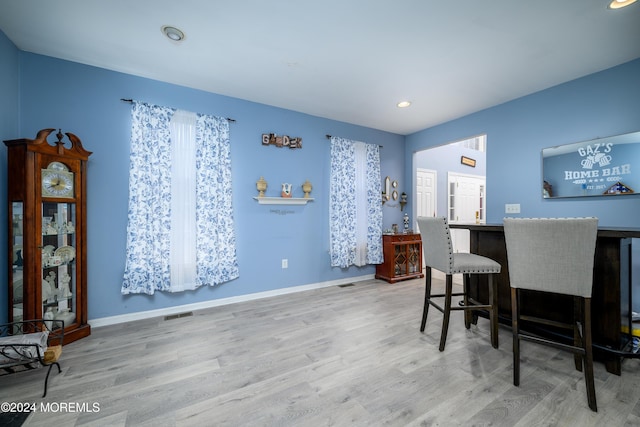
top-left (448, 173), bottom-right (486, 253)
top-left (415, 168), bottom-right (436, 224)
top-left (415, 168), bottom-right (436, 272)
top-left (448, 173), bottom-right (485, 224)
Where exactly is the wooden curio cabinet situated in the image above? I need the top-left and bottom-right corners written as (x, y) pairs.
top-left (375, 233), bottom-right (424, 283)
top-left (5, 129), bottom-right (92, 344)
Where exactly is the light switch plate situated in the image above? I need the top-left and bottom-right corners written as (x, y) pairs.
top-left (505, 203), bottom-right (521, 214)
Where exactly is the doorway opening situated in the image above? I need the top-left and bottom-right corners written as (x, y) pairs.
top-left (413, 134), bottom-right (487, 253)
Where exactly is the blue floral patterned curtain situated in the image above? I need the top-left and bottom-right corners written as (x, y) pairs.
top-left (329, 137), bottom-right (383, 268)
top-left (121, 101), bottom-right (239, 294)
top-left (122, 102), bottom-right (173, 294)
top-left (194, 113), bottom-right (239, 287)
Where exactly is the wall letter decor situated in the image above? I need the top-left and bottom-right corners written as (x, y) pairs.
top-left (262, 133), bottom-right (303, 149)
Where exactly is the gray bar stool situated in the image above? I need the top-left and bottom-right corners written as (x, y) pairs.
top-left (504, 217), bottom-right (598, 412)
top-left (417, 216), bottom-right (501, 351)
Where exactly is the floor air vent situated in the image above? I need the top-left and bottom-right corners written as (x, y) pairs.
top-left (338, 283), bottom-right (355, 288)
top-left (164, 312), bottom-right (193, 321)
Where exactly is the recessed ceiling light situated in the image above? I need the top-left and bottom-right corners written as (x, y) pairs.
top-left (397, 101), bottom-right (411, 108)
top-left (608, 0), bottom-right (637, 9)
top-left (161, 25), bottom-right (185, 42)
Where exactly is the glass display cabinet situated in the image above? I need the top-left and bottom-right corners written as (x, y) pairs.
top-left (4, 129), bottom-right (92, 344)
top-left (375, 233), bottom-right (424, 283)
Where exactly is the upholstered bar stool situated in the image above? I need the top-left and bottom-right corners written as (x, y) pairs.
top-left (503, 217), bottom-right (598, 412)
top-left (416, 217), bottom-right (501, 351)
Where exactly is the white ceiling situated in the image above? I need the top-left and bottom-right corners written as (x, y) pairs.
top-left (1, 1), bottom-right (639, 135)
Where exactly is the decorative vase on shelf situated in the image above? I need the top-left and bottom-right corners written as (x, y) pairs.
top-left (302, 180), bottom-right (313, 198)
top-left (256, 176), bottom-right (267, 197)
top-left (403, 213), bottom-right (410, 231)
top-left (281, 183), bottom-right (292, 198)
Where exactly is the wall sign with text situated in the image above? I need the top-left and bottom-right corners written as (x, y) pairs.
top-left (542, 131), bottom-right (639, 198)
top-left (262, 133), bottom-right (302, 149)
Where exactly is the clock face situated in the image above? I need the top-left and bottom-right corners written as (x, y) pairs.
top-left (42, 169), bottom-right (74, 198)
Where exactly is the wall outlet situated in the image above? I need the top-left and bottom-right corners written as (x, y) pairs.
top-left (281, 259), bottom-right (288, 269)
top-left (505, 203), bottom-right (521, 214)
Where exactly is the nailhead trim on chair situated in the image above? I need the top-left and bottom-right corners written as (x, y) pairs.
top-left (452, 268), bottom-right (501, 273)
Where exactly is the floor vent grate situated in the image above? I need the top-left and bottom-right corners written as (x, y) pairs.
top-left (338, 283), bottom-right (355, 288)
top-left (164, 312), bottom-right (193, 321)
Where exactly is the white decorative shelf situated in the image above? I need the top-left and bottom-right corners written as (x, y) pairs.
top-left (253, 197), bottom-right (314, 205)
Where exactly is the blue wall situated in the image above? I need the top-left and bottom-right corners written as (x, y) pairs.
top-left (406, 58), bottom-right (640, 228)
top-left (1, 43), bottom-right (406, 322)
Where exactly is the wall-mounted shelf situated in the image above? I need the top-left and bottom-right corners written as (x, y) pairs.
top-left (253, 197), bottom-right (314, 205)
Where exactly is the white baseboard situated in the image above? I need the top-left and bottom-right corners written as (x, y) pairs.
top-left (88, 274), bottom-right (376, 328)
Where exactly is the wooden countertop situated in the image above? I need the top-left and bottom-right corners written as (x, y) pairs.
top-left (450, 223), bottom-right (640, 238)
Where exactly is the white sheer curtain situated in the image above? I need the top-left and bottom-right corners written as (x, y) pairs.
top-left (169, 110), bottom-right (197, 292)
top-left (329, 137), bottom-right (383, 268)
top-left (353, 141), bottom-right (369, 266)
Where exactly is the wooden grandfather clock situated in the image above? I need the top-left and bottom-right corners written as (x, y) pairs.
top-left (5, 129), bottom-right (92, 344)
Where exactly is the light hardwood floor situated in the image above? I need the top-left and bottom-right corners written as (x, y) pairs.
top-left (2, 277), bottom-right (640, 426)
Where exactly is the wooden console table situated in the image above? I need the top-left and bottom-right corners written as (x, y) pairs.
top-left (450, 223), bottom-right (639, 376)
top-left (376, 233), bottom-right (424, 283)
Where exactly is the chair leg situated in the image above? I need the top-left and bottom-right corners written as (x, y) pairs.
top-left (573, 296), bottom-right (583, 372)
top-left (42, 361), bottom-right (61, 398)
top-left (511, 287), bottom-right (520, 386)
top-left (463, 274), bottom-right (472, 330)
top-left (488, 274), bottom-right (499, 349)
top-left (420, 267), bottom-right (432, 332)
top-left (439, 275), bottom-right (453, 351)
top-left (583, 298), bottom-right (597, 412)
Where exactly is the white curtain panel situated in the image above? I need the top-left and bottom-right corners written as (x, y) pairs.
top-left (353, 141), bottom-right (369, 266)
top-left (329, 137), bottom-right (383, 268)
top-left (169, 110), bottom-right (197, 292)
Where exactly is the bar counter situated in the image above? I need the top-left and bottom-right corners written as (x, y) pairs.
top-left (450, 223), bottom-right (640, 375)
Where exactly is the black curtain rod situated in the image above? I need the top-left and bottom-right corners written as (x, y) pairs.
top-left (120, 98), bottom-right (236, 123)
top-left (325, 134), bottom-right (383, 148)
